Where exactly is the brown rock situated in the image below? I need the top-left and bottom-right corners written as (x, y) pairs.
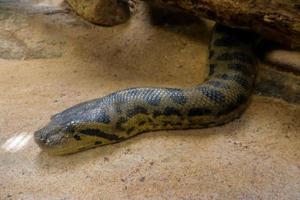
top-left (146, 0), bottom-right (300, 49)
top-left (66, 0), bottom-right (130, 26)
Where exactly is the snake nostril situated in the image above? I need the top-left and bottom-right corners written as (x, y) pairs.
top-left (34, 129), bottom-right (47, 145)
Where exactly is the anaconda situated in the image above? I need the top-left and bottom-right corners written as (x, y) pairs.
top-left (35, 24), bottom-right (258, 155)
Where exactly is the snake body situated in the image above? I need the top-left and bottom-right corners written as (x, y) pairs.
top-left (35, 24), bottom-right (258, 155)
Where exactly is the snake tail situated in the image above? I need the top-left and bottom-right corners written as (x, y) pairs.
top-left (34, 24), bottom-right (258, 155)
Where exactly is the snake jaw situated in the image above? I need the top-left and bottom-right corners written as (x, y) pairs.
top-left (34, 122), bottom-right (71, 150)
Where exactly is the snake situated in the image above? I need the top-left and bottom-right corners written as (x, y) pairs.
top-left (34, 24), bottom-right (258, 155)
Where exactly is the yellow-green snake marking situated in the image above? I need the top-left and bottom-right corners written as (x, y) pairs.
top-left (35, 24), bottom-right (258, 155)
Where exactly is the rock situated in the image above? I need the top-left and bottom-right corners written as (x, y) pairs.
top-left (146, 0), bottom-right (300, 49)
top-left (263, 49), bottom-right (300, 73)
top-left (66, 0), bottom-right (130, 26)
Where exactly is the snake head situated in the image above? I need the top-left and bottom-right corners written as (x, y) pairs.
top-left (34, 119), bottom-right (112, 155)
top-left (34, 98), bottom-right (117, 155)
top-left (34, 121), bottom-right (75, 155)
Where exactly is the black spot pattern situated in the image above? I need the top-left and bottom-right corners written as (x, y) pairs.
top-left (209, 64), bottom-right (216, 75)
top-left (96, 111), bottom-right (111, 124)
top-left (221, 74), bottom-right (250, 89)
top-left (80, 129), bottom-right (123, 141)
top-left (138, 120), bottom-right (147, 126)
top-left (216, 52), bottom-right (254, 64)
top-left (198, 86), bottom-right (226, 103)
top-left (206, 80), bottom-right (230, 89)
top-left (116, 117), bottom-right (127, 130)
top-left (153, 110), bottom-right (162, 118)
top-left (126, 127), bottom-right (135, 135)
top-left (227, 63), bottom-right (251, 75)
top-left (166, 88), bottom-right (187, 105)
top-left (95, 141), bottom-right (102, 145)
top-left (114, 104), bottom-right (122, 113)
top-left (74, 135), bottom-right (81, 140)
top-left (214, 36), bottom-right (241, 47)
top-left (236, 94), bottom-right (248, 105)
top-left (127, 106), bottom-right (148, 118)
top-left (188, 108), bottom-right (212, 116)
top-left (144, 89), bottom-right (161, 106)
top-left (209, 50), bottom-right (214, 59)
top-left (163, 107), bottom-right (182, 116)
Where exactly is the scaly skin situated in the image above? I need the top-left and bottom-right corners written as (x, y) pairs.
top-left (34, 24), bottom-right (258, 155)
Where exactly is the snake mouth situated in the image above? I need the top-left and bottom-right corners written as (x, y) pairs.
top-left (34, 121), bottom-right (99, 155)
top-left (34, 122), bottom-right (70, 151)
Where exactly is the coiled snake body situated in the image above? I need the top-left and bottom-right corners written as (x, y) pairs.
top-left (35, 24), bottom-right (258, 155)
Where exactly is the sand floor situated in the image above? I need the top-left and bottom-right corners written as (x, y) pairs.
top-left (0, 1), bottom-right (299, 199)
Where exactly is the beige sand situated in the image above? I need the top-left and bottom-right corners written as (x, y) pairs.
top-left (0, 1), bottom-right (299, 199)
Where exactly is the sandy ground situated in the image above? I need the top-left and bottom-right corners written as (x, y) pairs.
top-left (0, 1), bottom-right (299, 199)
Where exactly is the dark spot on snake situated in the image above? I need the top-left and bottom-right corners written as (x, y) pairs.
top-left (145, 96), bottom-right (161, 106)
top-left (209, 64), bottom-right (216, 75)
top-left (221, 74), bottom-right (229, 79)
top-left (148, 118), bottom-right (154, 123)
top-left (74, 135), bottom-right (81, 140)
top-left (221, 74), bottom-right (250, 89)
top-left (216, 52), bottom-right (254, 64)
top-left (198, 86), bottom-right (226, 103)
top-left (188, 108), bottom-right (212, 116)
top-left (209, 50), bottom-right (214, 59)
top-left (126, 127), bottom-right (135, 135)
top-left (233, 76), bottom-right (250, 89)
top-left (127, 106), bottom-right (148, 118)
top-left (114, 104), bottom-right (122, 113)
top-left (66, 125), bottom-right (75, 133)
top-left (163, 107), bottom-right (182, 116)
top-left (227, 63), bottom-right (252, 75)
top-left (206, 80), bottom-right (229, 89)
top-left (138, 120), bottom-right (147, 126)
top-left (80, 129), bottom-right (123, 141)
top-left (97, 111), bottom-right (111, 124)
top-left (153, 110), bottom-right (162, 118)
top-left (213, 36), bottom-right (241, 47)
top-left (166, 88), bottom-right (187, 105)
top-left (144, 89), bottom-right (161, 106)
top-left (236, 94), bottom-right (248, 105)
top-left (95, 141), bottom-right (102, 145)
top-left (116, 117), bottom-right (127, 130)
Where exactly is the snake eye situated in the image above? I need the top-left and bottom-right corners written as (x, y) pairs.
top-left (65, 124), bottom-right (75, 134)
top-left (64, 121), bottom-right (81, 135)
